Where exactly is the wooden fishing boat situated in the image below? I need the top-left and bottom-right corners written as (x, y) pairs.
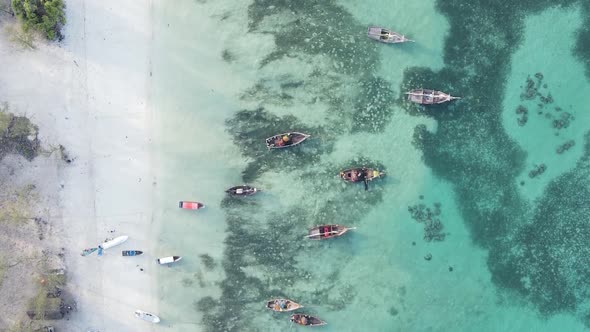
top-left (306, 224), bottom-right (355, 240)
top-left (367, 26), bottom-right (413, 44)
top-left (134, 310), bottom-right (160, 323)
top-left (266, 299), bottom-right (302, 312)
top-left (179, 201), bottom-right (204, 210)
top-left (80, 247), bottom-right (98, 257)
top-left (226, 185), bottom-right (257, 196)
top-left (157, 256), bottom-right (182, 265)
top-left (405, 89), bottom-right (460, 105)
top-left (340, 167), bottom-right (385, 183)
top-left (290, 314), bottom-right (327, 327)
top-left (265, 132), bottom-right (310, 149)
top-left (122, 250), bottom-right (143, 257)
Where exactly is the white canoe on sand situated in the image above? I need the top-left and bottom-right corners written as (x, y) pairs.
top-left (100, 235), bottom-right (128, 250)
top-left (156, 256), bottom-right (182, 265)
top-left (134, 309), bottom-right (160, 323)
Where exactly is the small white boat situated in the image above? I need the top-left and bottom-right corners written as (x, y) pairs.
top-left (99, 235), bottom-right (128, 250)
top-left (134, 309), bottom-right (160, 323)
top-left (157, 256), bottom-right (182, 265)
top-left (367, 26), bottom-right (413, 44)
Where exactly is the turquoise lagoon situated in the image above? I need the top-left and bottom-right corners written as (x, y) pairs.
top-left (151, 1), bottom-right (590, 331)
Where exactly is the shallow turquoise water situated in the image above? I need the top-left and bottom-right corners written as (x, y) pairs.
top-left (151, 1), bottom-right (590, 331)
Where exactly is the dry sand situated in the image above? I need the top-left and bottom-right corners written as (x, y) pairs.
top-left (0, 0), bottom-right (158, 331)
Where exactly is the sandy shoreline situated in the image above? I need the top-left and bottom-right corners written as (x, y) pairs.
top-left (0, 0), bottom-right (158, 331)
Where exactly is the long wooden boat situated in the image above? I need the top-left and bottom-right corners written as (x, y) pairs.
top-left (134, 310), bottom-right (160, 323)
top-left (406, 89), bottom-right (460, 105)
top-left (339, 167), bottom-right (385, 183)
top-left (265, 132), bottom-right (310, 149)
top-left (226, 185), bottom-right (258, 196)
top-left (266, 299), bottom-right (302, 312)
top-left (367, 26), bottom-right (413, 44)
top-left (306, 224), bottom-right (355, 240)
top-left (179, 201), bottom-right (205, 210)
top-left (290, 314), bottom-right (327, 327)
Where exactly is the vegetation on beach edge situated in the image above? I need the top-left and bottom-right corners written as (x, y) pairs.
top-left (10, 0), bottom-right (65, 41)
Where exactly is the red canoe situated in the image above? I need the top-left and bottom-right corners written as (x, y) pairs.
top-left (179, 201), bottom-right (204, 210)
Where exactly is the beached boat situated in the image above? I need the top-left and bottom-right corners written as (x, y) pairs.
top-left (265, 132), bottom-right (310, 149)
top-left (306, 224), bottom-right (355, 240)
top-left (157, 256), bottom-right (182, 265)
top-left (290, 314), bottom-right (326, 327)
top-left (405, 89), bottom-right (460, 105)
top-left (99, 235), bottom-right (128, 250)
top-left (179, 201), bottom-right (204, 210)
top-left (266, 299), bottom-right (303, 312)
top-left (81, 247), bottom-right (98, 256)
top-left (134, 310), bottom-right (160, 323)
top-left (226, 185), bottom-right (257, 196)
top-left (122, 250), bottom-right (143, 257)
top-left (367, 26), bottom-right (413, 44)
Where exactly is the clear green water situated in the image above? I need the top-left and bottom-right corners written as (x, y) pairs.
top-left (151, 1), bottom-right (590, 331)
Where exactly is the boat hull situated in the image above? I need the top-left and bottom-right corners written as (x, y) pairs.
top-left (100, 235), bottom-right (128, 250)
top-left (179, 201), bottom-right (204, 210)
top-left (134, 310), bottom-right (160, 323)
top-left (266, 299), bottom-right (302, 312)
top-left (307, 224), bottom-right (352, 240)
top-left (367, 26), bottom-right (411, 44)
top-left (406, 89), bottom-right (458, 105)
top-left (122, 250), bottom-right (143, 256)
top-left (265, 132), bottom-right (310, 149)
top-left (339, 168), bottom-right (385, 183)
top-left (157, 256), bottom-right (182, 265)
top-left (290, 314), bottom-right (326, 327)
top-left (226, 185), bottom-right (257, 196)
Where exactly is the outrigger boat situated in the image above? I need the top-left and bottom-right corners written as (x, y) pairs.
top-left (265, 132), bottom-right (310, 149)
top-left (339, 167), bottom-right (385, 190)
top-left (367, 26), bottom-right (413, 44)
top-left (226, 185), bottom-right (257, 196)
top-left (306, 224), bottom-right (356, 240)
top-left (179, 201), bottom-right (204, 210)
top-left (122, 250), bottom-right (143, 257)
top-left (290, 314), bottom-right (327, 327)
top-left (266, 299), bottom-right (302, 312)
top-left (134, 310), bottom-right (160, 323)
top-left (405, 89), bottom-right (460, 105)
top-left (157, 256), bottom-right (182, 265)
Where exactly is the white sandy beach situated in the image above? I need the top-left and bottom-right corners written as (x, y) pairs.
top-left (0, 0), bottom-right (158, 331)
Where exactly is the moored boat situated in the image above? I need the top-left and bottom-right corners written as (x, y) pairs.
top-left (157, 256), bottom-right (182, 265)
top-left (226, 185), bottom-right (258, 196)
top-left (179, 201), bottom-right (204, 210)
top-left (99, 235), bottom-right (128, 250)
top-left (405, 89), bottom-right (460, 105)
top-left (306, 224), bottom-right (355, 240)
top-left (290, 314), bottom-right (326, 327)
top-left (367, 26), bottom-right (413, 44)
top-left (266, 299), bottom-right (302, 312)
top-left (339, 167), bottom-right (385, 190)
top-left (122, 250), bottom-right (143, 257)
top-left (134, 310), bottom-right (160, 323)
top-left (265, 132), bottom-right (310, 149)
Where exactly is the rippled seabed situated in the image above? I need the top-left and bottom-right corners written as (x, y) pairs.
top-left (178, 0), bottom-right (590, 331)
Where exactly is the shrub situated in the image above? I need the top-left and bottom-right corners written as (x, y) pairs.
top-left (11, 0), bottom-right (65, 40)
